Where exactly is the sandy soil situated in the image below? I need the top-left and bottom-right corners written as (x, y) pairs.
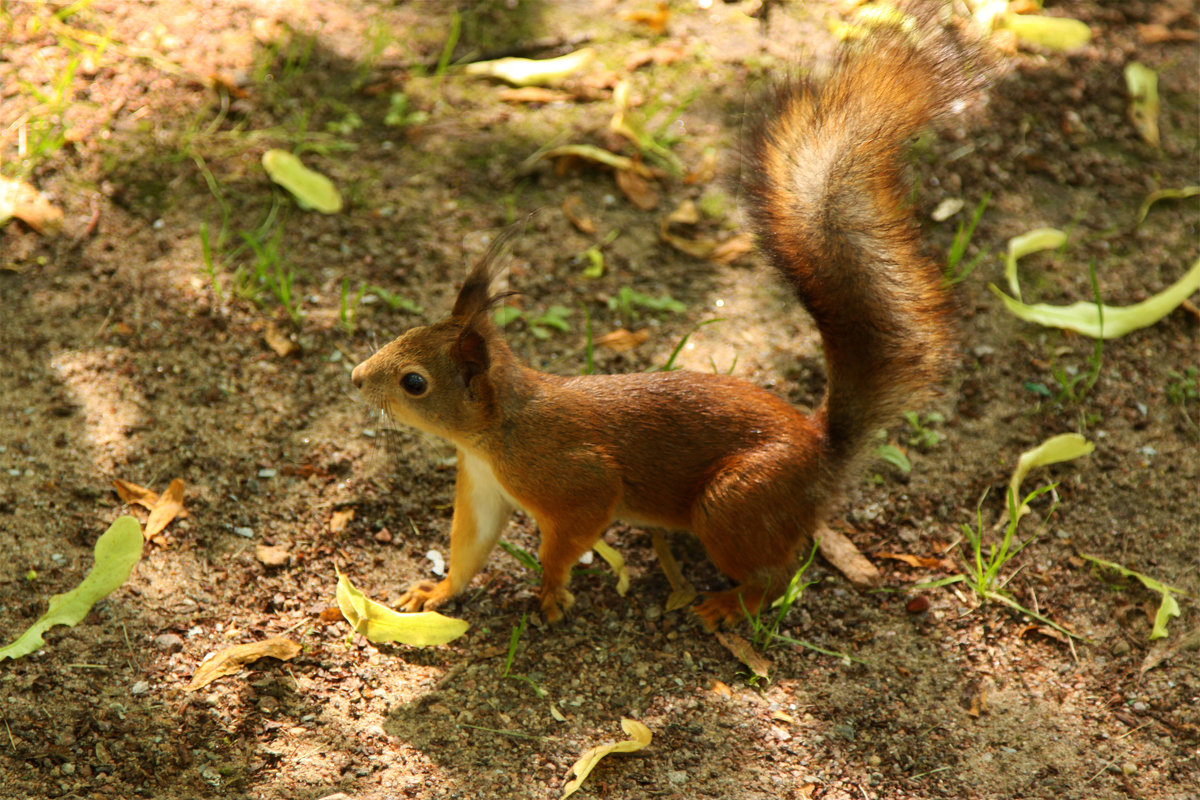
top-left (1, 2), bottom-right (1198, 799)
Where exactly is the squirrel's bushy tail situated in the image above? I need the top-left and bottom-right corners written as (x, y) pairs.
top-left (747, 18), bottom-right (983, 474)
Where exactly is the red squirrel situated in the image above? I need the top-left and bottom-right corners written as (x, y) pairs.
top-left (352, 21), bottom-right (981, 628)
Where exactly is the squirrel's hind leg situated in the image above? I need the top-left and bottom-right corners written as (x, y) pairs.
top-left (690, 452), bottom-right (820, 629)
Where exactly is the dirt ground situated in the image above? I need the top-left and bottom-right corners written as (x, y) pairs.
top-left (2, 1), bottom-right (1198, 799)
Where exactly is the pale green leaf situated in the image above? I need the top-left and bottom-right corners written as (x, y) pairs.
top-left (991, 257), bottom-right (1200, 339)
top-left (465, 47), bottom-right (594, 87)
top-left (261, 149), bottom-right (343, 214)
top-left (335, 572), bottom-right (469, 647)
top-left (1001, 13), bottom-right (1091, 51)
top-left (1080, 554), bottom-right (1183, 640)
top-left (1137, 186), bottom-right (1199, 225)
top-left (1, 516), bottom-right (144, 661)
top-left (1124, 62), bottom-right (1160, 147)
top-left (1005, 227), bottom-right (1067, 299)
top-left (1008, 433), bottom-right (1094, 518)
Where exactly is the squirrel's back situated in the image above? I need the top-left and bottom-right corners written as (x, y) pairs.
top-left (747, 18), bottom-right (984, 475)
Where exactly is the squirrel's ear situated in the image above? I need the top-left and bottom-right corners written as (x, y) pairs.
top-left (452, 226), bottom-right (519, 319)
top-left (450, 322), bottom-right (490, 388)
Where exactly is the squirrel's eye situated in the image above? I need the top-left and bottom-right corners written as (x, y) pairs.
top-left (400, 372), bottom-right (427, 396)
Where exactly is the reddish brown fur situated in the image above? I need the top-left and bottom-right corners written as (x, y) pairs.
top-left (352, 21), bottom-right (980, 627)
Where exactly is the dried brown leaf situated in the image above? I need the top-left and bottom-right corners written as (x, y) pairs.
top-left (329, 508), bottom-right (355, 533)
top-left (498, 86), bottom-right (573, 104)
top-left (624, 42), bottom-right (685, 71)
top-left (186, 637), bottom-right (302, 691)
top-left (714, 631), bottom-right (772, 678)
top-left (0, 176), bottom-right (64, 235)
top-left (593, 328), bottom-right (650, 352)
top-left (684, 149), bottom-right (718, 185)
top-left (264, 323), bottom-right (299, 357)
top-left (144, 478), bottom-right (185, 540)
top-left (615, 168), bottom-right (659, 211)
top-left (878, 551), bottom-right (956, 571)
top-left (112, 479), bottom-right (159, 511)
top-left (561, 195), bottom-right (597, 235)
top-left (255, 544), bottom-right (291, 567)
top-left (620, 2), bottom-right (670, 35)
top-left (711, 232), bottom-right (755, 265)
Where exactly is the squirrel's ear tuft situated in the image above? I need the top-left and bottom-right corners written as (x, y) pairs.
top-left (450, 323), bottom-right (491, 388)
top-left (452, 225), bottom-right (520, 319)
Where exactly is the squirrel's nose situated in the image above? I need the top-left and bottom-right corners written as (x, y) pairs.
top-left (351, 362), bottom-right (365, 388)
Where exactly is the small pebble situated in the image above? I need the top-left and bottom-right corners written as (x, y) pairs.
top-left (154, 633), bottom-right (184, 653)
top-left (130, 680), bottom-right (150, 696)
top-left (374, 529), bottom-right (393, 543)
top-left (233, 527), bottom-right (254, 538)
top-left (906, 595), bottom-right (930, 614)
top-left (1121, 762), bottom-right (1137, 776)
top-left (257, 468), bottom-right (277, 479)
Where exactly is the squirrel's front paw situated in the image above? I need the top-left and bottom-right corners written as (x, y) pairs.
top-left (397, 579), bottom-right (454, 612)
top-left (539, 584), bottom-right (575, 623)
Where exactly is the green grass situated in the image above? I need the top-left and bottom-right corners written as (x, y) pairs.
top-left (501, 613), bottom-right (545, 697)
top-left (944, 193), bottom-right (991, 285)
top-left (920, 484), bottom-right (1085, 641)
top-left (744, 541), bottom-right (819, 651)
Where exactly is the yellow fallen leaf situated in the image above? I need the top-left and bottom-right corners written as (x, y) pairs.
top-left (144, 478), bottom-right (186, 540)
top-left (1005, 227), bottom-right (1067, 299)
top-left (537, 145), bottom-right (663, 179)
top-left (262, 149), bottom-right (343, 214)
top-left (1000, 13), bottom-right (1091, 51)
top-left (1124, 62), bottom-right (1160, 148)
top-left (561, 718), bottom-right (652, 800)
top-left (1009, 433), bottom-right (1094, 518)
top-left (592, 541), bottom-right (629, 597)
top-left (465, 48), bottom-right (595, 87)
top-left (992, 256), bottom-right (1200, 339)
top-left (714, 631), bottom-right (772, 679)
top-left (112, 479), bottom-right (159, 511)
top-left (336, 572), bottom-right (469, 646)
top-left (186, 637), bottom-right (302, 691)
top-left (652, 532), bottom-right (697, 612)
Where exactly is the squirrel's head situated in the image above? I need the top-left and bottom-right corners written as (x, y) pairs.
top-left (352, 231), bottom-right (515, 445)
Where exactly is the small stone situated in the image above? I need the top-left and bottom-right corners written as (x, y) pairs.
top-left (257, 468), bottom-right (277, 479)
top-left (1111, 640), bottom-right (1131, 656)
top-left (374, 528), bottom-right (392, 543)
top-left (667, 770), bottom-right (688, 785)
top-left (1121, 762), bottom-right (1137, 776)
top-left (233, 527), bottom-right (254, 538)
top-left (130, 680), bottom-right (150, 696)
top-left (154, 633), bottom-right (184, 653)
top-left (868, 755), bottom-right (882, 767)
top-left (61, 763), bottom-right (75, 776)
top-left (906, 595), bottom-right (930, 614)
